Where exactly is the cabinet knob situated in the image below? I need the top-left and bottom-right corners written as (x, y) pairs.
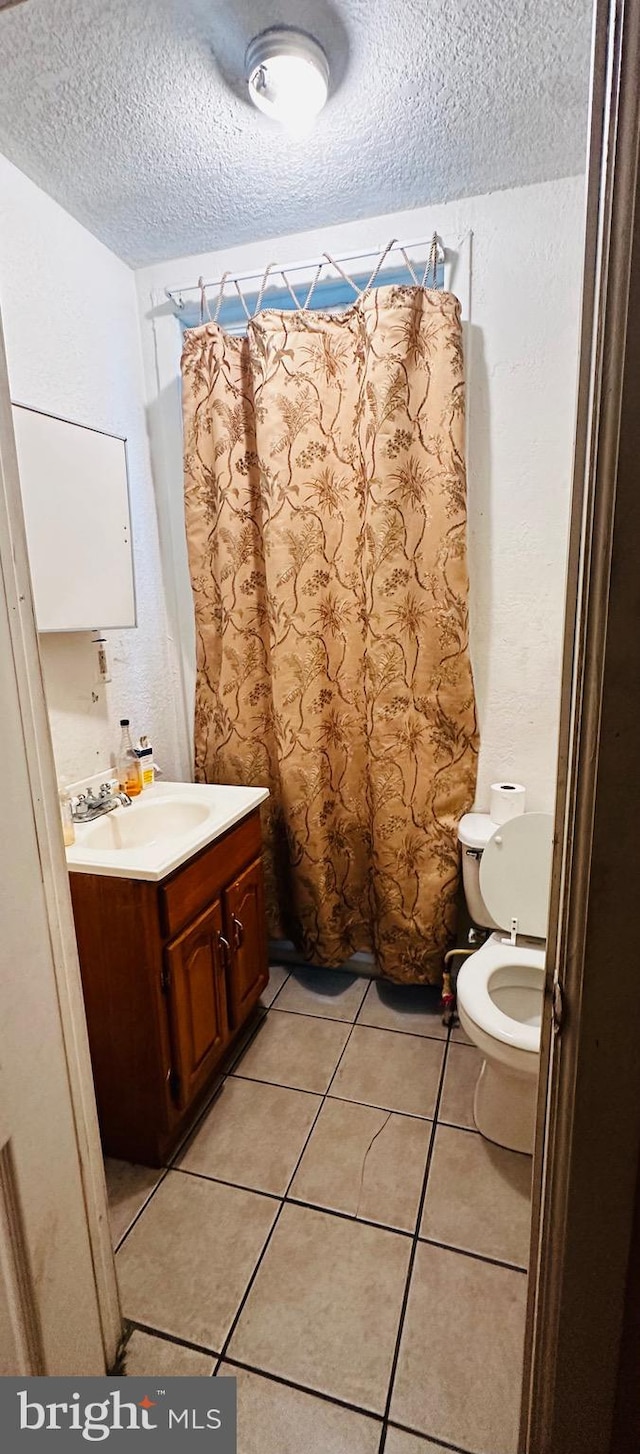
top-left (218, 932), bottom-right (231, 956)
top-left (232, 916), bottom-right (244, 949)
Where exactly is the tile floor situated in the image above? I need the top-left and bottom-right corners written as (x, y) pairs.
top-left (106, 965), bottom-right (532, 1454)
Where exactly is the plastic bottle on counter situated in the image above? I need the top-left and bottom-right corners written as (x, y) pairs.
top-left (136, 735), bottom-right (155, 790)
top-left (117, 718), bottom-right (143, 797)
top-left (58, 785), bottom-right (76, 847)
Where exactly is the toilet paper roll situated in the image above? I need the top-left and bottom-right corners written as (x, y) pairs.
top-left (490, 781), bottom-right (526, 824)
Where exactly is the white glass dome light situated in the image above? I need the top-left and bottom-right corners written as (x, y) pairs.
top-left (246, 28), bottom-right (330, 136)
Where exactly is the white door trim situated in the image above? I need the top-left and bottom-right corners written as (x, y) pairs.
top-left (0, 310), bottom-right (121, 1368)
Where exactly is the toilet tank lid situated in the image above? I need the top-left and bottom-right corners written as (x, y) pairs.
top-left (458, 813), bottom-right (500, 850)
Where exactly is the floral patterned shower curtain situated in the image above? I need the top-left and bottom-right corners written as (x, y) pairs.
top-left (181, 286), bottom-right (478, 984)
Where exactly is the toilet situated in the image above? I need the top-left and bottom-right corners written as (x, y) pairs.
top-left (455, 810), bottom-right (553, 1155)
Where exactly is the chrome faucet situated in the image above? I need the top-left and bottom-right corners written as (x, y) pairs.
top-left (71, 782), bottom-right (132, 823)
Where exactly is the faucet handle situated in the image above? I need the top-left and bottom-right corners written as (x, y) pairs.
top-left (98, 782), bottom-right (113, 799)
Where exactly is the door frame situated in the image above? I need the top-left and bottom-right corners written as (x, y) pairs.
top-left (0, 309), bottom-right (121, 1370)
top-left (522, 0), bottom-right (640, 1449)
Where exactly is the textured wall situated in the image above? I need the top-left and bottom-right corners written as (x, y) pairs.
top-left (0, 154), bottom-right (184, 784)
top-left (136, 175), bottom-right (585, 813)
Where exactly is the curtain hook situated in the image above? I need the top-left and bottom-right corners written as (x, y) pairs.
top-left (212, 271), bottom-right (231, 323)
top-left (233, 277), bottom-right (253, 320)
top-left (398, 246), bottom-right (420, 287)
top-left (303, 261), bottom-right (324, 310)
top-left (365, 238), bottom-right (398, 291)
top-left (422, 233), bottom-right (441, 289)
top-left (254, 262), bottom-right (277, 315)
top-left (323, 252), bottom-right (361, 297)
top-left (280, 269), bottom-right (304, 311)
top-left (198, 276), bottom-right (211, 325)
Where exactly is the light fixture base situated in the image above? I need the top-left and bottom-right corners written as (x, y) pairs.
top-left (245, 27), bottom-right (330, 131)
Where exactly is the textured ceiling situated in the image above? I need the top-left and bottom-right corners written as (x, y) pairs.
top-left (0, 0), bottom-right (593, 268)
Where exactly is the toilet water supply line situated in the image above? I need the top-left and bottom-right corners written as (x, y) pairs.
top-left (441, 947), bottom-right (475, 1026)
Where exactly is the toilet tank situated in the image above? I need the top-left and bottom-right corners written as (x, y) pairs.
top-left (458, 813), bottom-right (500, 930)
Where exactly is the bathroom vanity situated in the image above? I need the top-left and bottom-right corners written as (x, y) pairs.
top-left (67, 782), bottom-right (270, 1165)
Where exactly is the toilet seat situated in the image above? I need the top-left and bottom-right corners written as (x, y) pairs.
top-left (457, 933), bottom-right (545, 1055)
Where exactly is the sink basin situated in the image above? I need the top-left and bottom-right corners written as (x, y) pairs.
top-left (82, 799), bottom-right (210, 851)
top-left (65, 780), bottom-right (270, 881)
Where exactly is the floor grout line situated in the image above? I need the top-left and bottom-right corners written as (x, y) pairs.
top-left (261, 966), bottom-right (291, 1010)
top-left (112, 1167), bottom-right (171, 1255)
top-left (330, 1089), bottom-right (436, 1122)
top-left (229, 1070), bottom-right (439, 1123)
top-left (170, 1001), bottom-right (273, 1157)
top-left (385, 1416), bottom-right (473, 1452)
top-left (269, 1002), bottom-right (451, 1043)
top-left (112, 1003), bottom-right (503, 1256)
top-left (418, 1235), bottom-right (528, 1275)
top-left (111, 989), bottom-right (445, 1254)
top-left (284, 1192), bottom-right (414, 1239)
top-left (173, 1165), bottom-right (284, 1204)
top-left (166, 1164), bottom-right (528, 1270)
top-left (268, 1005), bottom-right (365, 1027)
top-left (112, 1029), bottom-right (525, 1267)
top-left (127, 1312), bottom-right (473, 1444)
top-left (124, 1318), bottom-right (220, 1360)
top-left (229, 1070), bottom-right (326, 1101)
top-left (123, 1324), bottom-right (474, 1450)
top-left (112, 1004), bottom-right (271, 1256)
top-left (213, 1011), bottom-right (365, 1372)
top-left (377, 1028), bottom-right (453, 1454)
top-left (218, 1353), bottom-right (387, 1423)
top-left (171, 1161), bottom-right (416, 1238)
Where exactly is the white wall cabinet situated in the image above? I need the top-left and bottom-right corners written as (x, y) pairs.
top-left (11, 404), bottom-right (136, 633)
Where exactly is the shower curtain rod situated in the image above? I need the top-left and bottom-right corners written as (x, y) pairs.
top-left (164, 233), bottom-right (446, 306)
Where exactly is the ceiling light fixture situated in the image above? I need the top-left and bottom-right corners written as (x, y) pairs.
top-left (245, 27), bottom-right (329, 135)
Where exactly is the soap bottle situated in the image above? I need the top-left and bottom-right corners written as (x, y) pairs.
top-left (117, 718), bottom-right (142, 797)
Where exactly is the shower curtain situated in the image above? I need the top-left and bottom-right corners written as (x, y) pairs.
top-left (181, 285), bottom-right (478, 984)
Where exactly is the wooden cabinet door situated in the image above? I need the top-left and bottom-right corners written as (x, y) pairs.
top-left (164, 897), bottom-right (230, 1111)
top-left (224, 856), bottom-right (269, 1030)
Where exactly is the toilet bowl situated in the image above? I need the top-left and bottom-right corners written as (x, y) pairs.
top-left (455, 810), bottom-right (553, 1154)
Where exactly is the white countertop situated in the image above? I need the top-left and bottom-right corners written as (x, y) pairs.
top-left (65, 780), bottom-right (269, 882)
